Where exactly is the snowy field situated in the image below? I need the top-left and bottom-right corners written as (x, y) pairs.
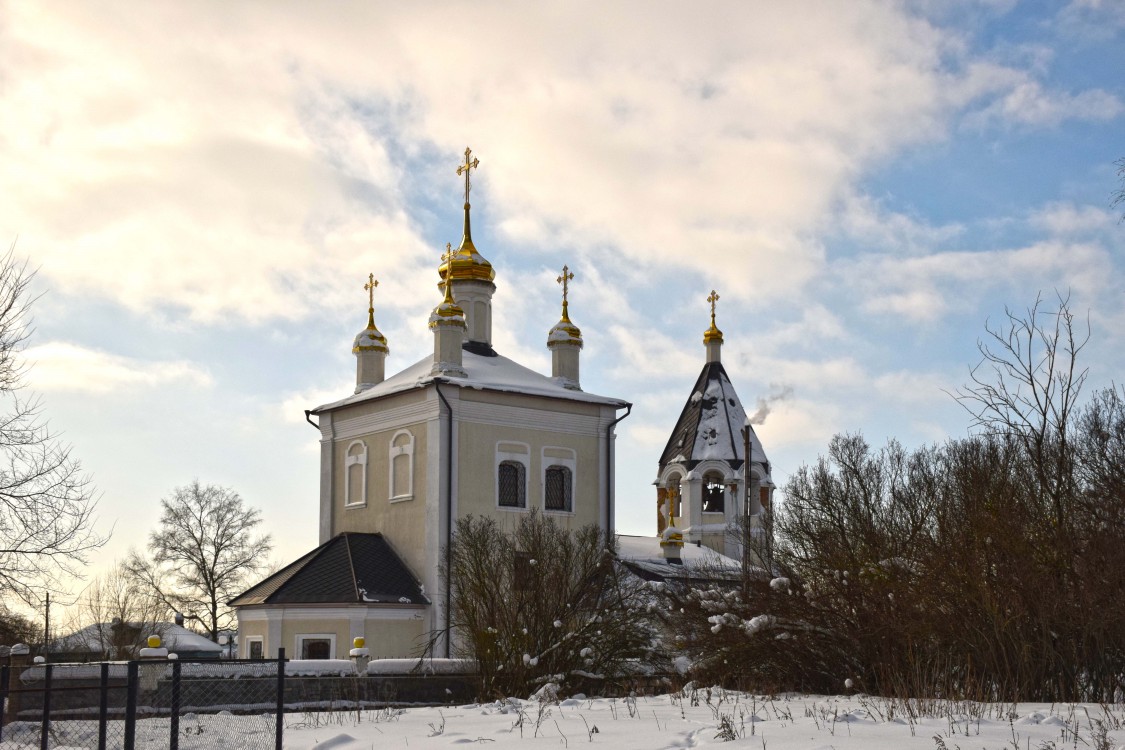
top-left (8, 688), bottom-right (1122, 750)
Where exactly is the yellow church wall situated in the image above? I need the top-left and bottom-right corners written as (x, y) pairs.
top-left (239, 607), bottom-right (427, 660)
top-left (453, 390), bottom-right (604, 531)
top-left (329, 419), bottom-right (431, 577)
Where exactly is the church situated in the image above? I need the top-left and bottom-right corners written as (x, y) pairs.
top-left (231, 148), bottom-right (773, 660)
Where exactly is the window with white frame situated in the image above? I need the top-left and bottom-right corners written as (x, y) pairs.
top-left (542, 447), bottom-right (576, 513)
top-left (496, 442), bottom-right (530, 509)
top-left (344, 441), bottom-right (367, 507)
top-left (389, 430), bottom-right (414, 501)
top-left (296, 633), bottom-right (335, 660)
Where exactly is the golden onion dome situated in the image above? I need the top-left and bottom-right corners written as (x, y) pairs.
top-left (438, 205), bottom-right (496, 283)
top-left (354, 274), bottom-right (389, 353)
top-left (353, 312), bottom-right (389, 353)
top-left (703, 289), bottom-right (724, 344)
top-left (429, 273), bottom-right (467, 330)
top-left (548, 264), bottom-right (582, 348)
top-left (548, 317), bottom-right (583, 348)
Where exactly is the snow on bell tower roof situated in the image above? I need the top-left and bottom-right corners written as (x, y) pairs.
top-left (658, 291), bottom-right (771, 483)
top-left (659, 361), bottom-right (769, 474)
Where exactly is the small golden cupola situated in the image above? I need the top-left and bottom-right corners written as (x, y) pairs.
top-left (703, 289), bottom-right (723, 363)
top-left (353, 273), bottom-right (389, 393)
top-left (437, 147), bottom-right (497, 350)
top-left (430, 244), bottom-right (468, 378)
top-left (547, 264), bottom-right (583, 390)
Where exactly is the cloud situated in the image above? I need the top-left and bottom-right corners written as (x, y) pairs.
top-left (850, 239), bottom-right (1115, 323)
top-left (836, 192), bottom-right (965, 255)
top-left (24, 342), bottom-right (213, 393)
top-left (964, 80), bottom-right (1122, 129)
top-left (3, 0), bottom-right (1111, 328)
top-left (1029, 203), bottom-right (1115, 236)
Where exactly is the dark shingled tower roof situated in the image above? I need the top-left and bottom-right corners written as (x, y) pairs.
top-left (229, 532), bottom-right (429, 607)
top-left (659, 361), bottom-right (769, 473)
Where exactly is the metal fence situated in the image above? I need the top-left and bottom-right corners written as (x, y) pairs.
top-left (0, 651), bottom-right (286, 750)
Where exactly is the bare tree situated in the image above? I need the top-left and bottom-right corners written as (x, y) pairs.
top-left (0, 249), bottom-right (105, 606)
top-left (127, 481), bottom-right (271, 642)
top-left (951, 292), bottom-right (1089, 520)
top-left (435, 512), bottom-right (665, 698)
top-left (57, 560), bottom-right (171, 658)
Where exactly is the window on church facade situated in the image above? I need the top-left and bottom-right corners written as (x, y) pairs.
top-left (498, 461), bottom-right (526, 508)
top-left (296, 634), bottom-right (335, 660)
top-left (703, 471), bottom-right (725, 513)
top-left (544, 465), bottom-right (572, 512)
top-left (389, 430), bottom-right (414, 501)
top-left (541, 447), bottom-right (576, 514)
top-left (496, 442), bottom-right (530, 510)
top-left (344, 441), bottom-right (367, 507)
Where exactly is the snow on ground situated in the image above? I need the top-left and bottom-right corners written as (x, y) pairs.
top-left (4, 690), bottom-right (1123, 749)
top-left (279, 691), bottom-right (1125, 750)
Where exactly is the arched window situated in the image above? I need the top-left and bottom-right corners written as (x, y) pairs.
top-left (344, 441), bottom-right (367, 507)
top-left (498, 461), bottom-right (527, 508)
top-left (389, 430), bottom-right (414, 502)
top-left (496, 442), bottom-right (530, 510)
top-left (544, 465), bottom-right (572, 512)
top-left (703, 471), bottom-right (725, 513)
top-left (541, 447), bottom-right (576, 514)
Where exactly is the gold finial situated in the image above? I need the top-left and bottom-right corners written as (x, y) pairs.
top-left (557, 265), bottom-right (575, 321)
top-left (440, 243), bottom-right (456, 303)
top-left (452, 147), bottom-right (482, 256)
top-left (364, 273), bottom-right (378, 327)
top-left (456, 147), bottom-right (480, 206)
top-left (703, 289), bottom-right (724, 344)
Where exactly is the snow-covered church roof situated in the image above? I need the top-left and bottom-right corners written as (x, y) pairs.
top-left (313, 346), bottom-right (628, 414)
top-left (659, 361), bottom-right (770, 479)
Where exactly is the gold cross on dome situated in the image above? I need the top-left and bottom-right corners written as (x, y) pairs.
top-left (557, 265), bottom-right (574, 301)
top-left (557, 265), bottom-right (575, 319)
top-left (364, 274), bottom-right (378, 311)
top-left (707, 290), bottom-right (720, 323)
top-left (440, 243), bottom-right (455, 298)
top-left (456, 147), bottom-right (480, 205)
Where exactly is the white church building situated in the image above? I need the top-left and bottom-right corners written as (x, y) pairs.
top-left (232, 148), bottom-right (772, 660)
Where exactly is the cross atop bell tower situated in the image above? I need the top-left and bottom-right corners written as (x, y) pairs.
top-left (704, 289), bottom-right (724, 362)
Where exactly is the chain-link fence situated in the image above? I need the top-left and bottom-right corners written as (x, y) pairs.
top-left (1, 653), bottom-right (285, 750)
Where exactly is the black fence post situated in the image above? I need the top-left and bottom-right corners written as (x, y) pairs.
top-left (275, 647), bottom-right (285, 750)
top-left (169, 659), bottom-right (181, 750)
top-left (39, 663), bottom-right (52, 750)
top-left (0, 664), bottom-right (8, 743)
top-left (98, 662), bottom-right (109, 750)
top-left (124, 661), bottom-right (139, 750)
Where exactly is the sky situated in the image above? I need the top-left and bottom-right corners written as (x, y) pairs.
top-left (1, 0), bottom-right (1123, 598)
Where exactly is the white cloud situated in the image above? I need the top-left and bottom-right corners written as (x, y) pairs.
top-left (837, 192), bottom-right (965, 255)
top-left (3, 0), bottom-right (1109, 328)
top-left (24, 342), bottom-right (213, 393)
top-left (964, 80), bottom-right (1123, 129)
top-left (851, 239), bottom-right (1115, 323)
top-left (1029, 203), bottom-right (1115, 236)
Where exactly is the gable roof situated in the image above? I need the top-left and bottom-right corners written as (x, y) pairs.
top-left (53, 623), bottom-right (222, 655)
top-left (658, 361), bottom-right (770, 477)
top-left (229, 533), bottom-right (429, 607)
top-left (312, 348), bottom-right (629, 415)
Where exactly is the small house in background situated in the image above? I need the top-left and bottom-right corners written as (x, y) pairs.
top-left (50, 621), bottom-right (222, 661)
